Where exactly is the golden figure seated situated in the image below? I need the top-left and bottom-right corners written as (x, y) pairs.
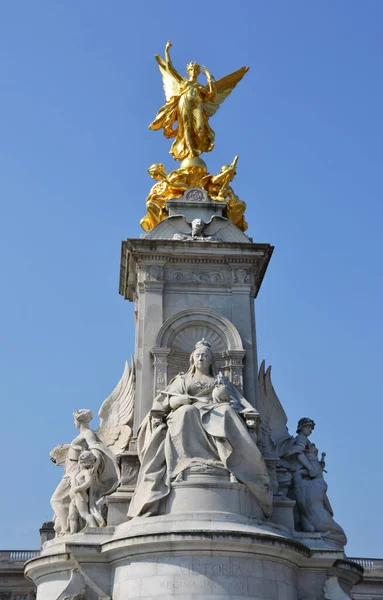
top-left (140, 157), bottom-right (247, 232)
top-left (202, 157), bottom-right (247, 231)
top-left (140, 163), bottom-right (188, 232)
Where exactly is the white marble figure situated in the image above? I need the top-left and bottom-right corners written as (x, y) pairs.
top-left (68, 450), bottom-right (104, 533)
top-left (277, 418), bottom-right (347, 546)
top-left (258, 363), bottom-right (346, 545)
top-left (128, 339), bottom-right (272, 518)
top-left (50, 409), bottom-right (120, 536)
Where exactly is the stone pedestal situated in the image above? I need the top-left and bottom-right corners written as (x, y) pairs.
top-left (160, 470), bottom-right (265, 520)
top-left (271, 496), bottom-right (296, 530)
top-left (119, 234), bottom-right (273, 434)
top-left (26, 516), bottom-right (361, 600)
top-left (27, 190), bottom-right (357, 599)
top-left (107, 450), bottom-right (140, 526)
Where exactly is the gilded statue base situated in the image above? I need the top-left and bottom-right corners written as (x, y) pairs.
top-left (140, 157), bottom-right (248, 233)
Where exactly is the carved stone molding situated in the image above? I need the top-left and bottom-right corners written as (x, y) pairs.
top-left (153, 309), bottom-right (246, 392)
top-left (119, 238), bottom-right (274, 301)
top-left (232, 267), bottom-right (252, 284)
top-left (220, 349), bottom-right (246, 392)
top-left (144, 264), bottom-right (164, 281)
top-left (151, 347), bottom-right (172, 394)
top-left (156, 309), bottom-right (244, 352)
top-left (119, 451), bottom-right (140, 488)
top-left (182, 187), bottom-right (209, 202)
top-left (165, 269), bottom-right (230, 285)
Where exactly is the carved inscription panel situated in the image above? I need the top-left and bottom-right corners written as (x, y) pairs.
top-left (113, 556), bottom-right (295, 599)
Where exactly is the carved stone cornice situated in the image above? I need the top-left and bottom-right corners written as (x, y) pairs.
top-left (120, 239), bottom-right (273, 301)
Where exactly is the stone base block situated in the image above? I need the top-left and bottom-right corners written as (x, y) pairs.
top-left (160, 470), bottom-right (264, 519)
top-left (271, 496), bottom-right (296, 530)
top-left (107, 487), bottom-right (133, 526)
top-left (106, 450), bottom-right (140, 526)
top-left (112, 554), bottom-right (295, 600)
top-left (26, 514), bottom-right (360, 600)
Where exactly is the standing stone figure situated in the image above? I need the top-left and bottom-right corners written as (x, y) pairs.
top-left (277, 417), bottom-right (347, 545)
top-left (128, 339), bottom-right (272, 519)
top-left (50, 409), bottom-right (119, 536)
top-left (68, 450), bottom-right (104, 534)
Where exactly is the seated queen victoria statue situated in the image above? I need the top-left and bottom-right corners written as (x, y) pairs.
top-left (128, 340), bottom-right (272, 519)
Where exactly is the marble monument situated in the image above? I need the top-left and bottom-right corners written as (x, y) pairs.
top-left (26, 42), bottom-right (362, 599)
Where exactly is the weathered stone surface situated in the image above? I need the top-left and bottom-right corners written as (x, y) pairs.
top-left (119, 234), bottom-right (273, 431)
top-left (27, 193), bottom-right (355, 599)
top-left (128, 339), bottom-right (272, 520)
top-left (50, 410), bottom-right (119, 537)
top-left (145, 213), bottom-right (252, 243)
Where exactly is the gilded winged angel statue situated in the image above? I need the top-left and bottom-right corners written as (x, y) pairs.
top-left (149, 41), bottom-right (249, 161)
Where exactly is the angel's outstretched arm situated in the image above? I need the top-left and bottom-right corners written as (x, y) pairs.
top-left (155, 40), bottom-right (183, 86)
top-left (164, 40), bottom-right (172, 69)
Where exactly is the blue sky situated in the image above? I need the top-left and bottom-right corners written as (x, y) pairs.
top-left (0, 1), bottom-right (382, 556)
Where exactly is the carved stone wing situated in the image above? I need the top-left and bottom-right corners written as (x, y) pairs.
top-left (98, 358), bottom-right (136, 454)
top-left (258, 360), bottom-right (290, 455)
top-left (205, 66), bottom-right (249, 117)
top-left (145, 215), bottom-right (192, 240)
top-left (202, 217), bottom-right (249, 243)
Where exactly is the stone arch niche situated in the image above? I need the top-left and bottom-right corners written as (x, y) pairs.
top-left (151, 309), bottom-right (246, 396)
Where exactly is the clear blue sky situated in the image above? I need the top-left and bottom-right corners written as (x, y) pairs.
top-left (0, 1), bottom-right (382, 556)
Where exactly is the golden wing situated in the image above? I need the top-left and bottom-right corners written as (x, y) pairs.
top-left (205, 66), bottom-right (249, 117)
top-left (154, 54), bottom-right (183, 102)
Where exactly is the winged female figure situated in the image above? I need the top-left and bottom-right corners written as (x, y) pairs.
top-left (149, 41), bottom-right (249, 161)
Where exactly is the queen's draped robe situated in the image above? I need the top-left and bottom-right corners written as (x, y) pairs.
top-left (128, 370), bottom-right (272, 518)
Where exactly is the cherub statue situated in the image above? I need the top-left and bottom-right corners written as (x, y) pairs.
top-left (149, 41), bottom-right (249, 160)
top-left (68, 450), bottom-right (104, 534)
top-left (202, 156), bottom-right (248, 231)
